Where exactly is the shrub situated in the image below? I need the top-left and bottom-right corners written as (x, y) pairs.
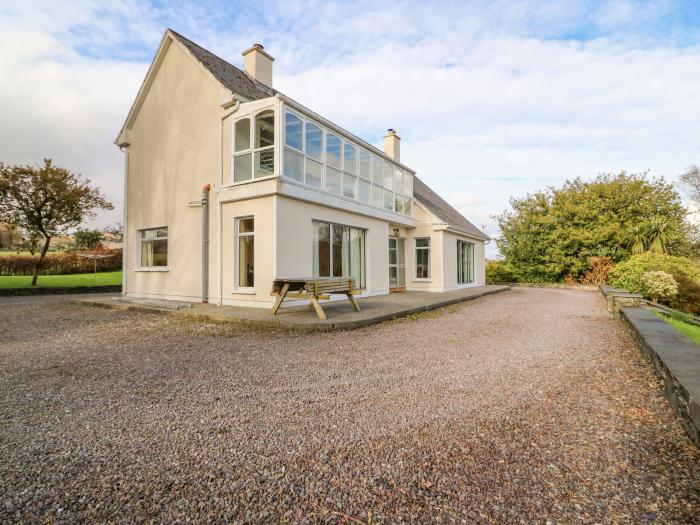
top-left (485, 260), bottom-right (516, 283)
top-left (609, 253), bottom-right (700, 314)
top-left (640, 271), bottom-right (678, 303)
top-left (0, 248), bottom-right (122, 276)
top-left (580, 256), bottom-right (614, 285)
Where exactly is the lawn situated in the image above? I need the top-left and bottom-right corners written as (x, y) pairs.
top-left (652, 310), bottom-right (700, 345)
top-left (0, 271), bottom-right (122, 289)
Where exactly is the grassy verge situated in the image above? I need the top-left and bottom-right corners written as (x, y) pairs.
top-left (652, 310), bottom-right (700, 345)
top-left (0, 271), bottom-right (122, 289)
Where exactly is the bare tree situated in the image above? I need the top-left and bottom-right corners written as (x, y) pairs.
top-left (679, 165), bottom-right (700, 211)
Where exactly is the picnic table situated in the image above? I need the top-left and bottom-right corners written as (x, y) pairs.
top-left (270, 277), bottom-right (360, 320)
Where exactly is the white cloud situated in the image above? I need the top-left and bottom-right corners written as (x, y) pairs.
top-left (0, 0), bottom-right (698, 257)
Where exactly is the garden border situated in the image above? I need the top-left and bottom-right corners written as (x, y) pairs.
top-left (0, 285), bottom-right (122, 297)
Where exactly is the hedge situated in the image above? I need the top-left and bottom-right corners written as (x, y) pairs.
top-left (0, 249), bottom-right (122, 276)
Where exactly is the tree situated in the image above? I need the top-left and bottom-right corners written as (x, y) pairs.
top-left (679, 165), bottom-right (700, 210)
top-left (0, 159), bottom-right (112, 285)
top-left (0, 222), bottom-right (20, 249)
top-left (495, 172), bottom-right (692, 282)
top-left (104, 222), bottom-right (124, 242)
top-left (73, 229), bottom-right (104, 250)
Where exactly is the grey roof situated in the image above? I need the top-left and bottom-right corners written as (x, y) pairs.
top-left (169, 29), bottom-right (274, 101)
top-left (170, 29), bottom-right (488, 241)
top-left (413, 177), bottom-right (490, 240)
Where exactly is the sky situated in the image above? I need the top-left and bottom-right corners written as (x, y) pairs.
top-left (1, 0), bottom-right (699, 258)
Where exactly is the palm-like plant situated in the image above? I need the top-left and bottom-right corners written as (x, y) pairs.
top-left (626, 224), bottom-right (647, 255)
top-left (647, 217), bottom-right (670, 254)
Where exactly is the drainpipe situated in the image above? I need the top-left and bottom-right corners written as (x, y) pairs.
top-left (202, 184), bottom-right (210, 303)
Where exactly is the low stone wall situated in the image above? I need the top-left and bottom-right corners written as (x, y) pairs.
top-left (0, 285), bottom-right (121, 297)
top-left (619, 307), bottom-right (700, 446)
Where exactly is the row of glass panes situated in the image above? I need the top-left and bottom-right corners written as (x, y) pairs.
top-left (283, 110), bottom-right (413, 215)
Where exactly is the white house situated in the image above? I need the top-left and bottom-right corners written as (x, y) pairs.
top-left (115, 29), bottom-right (489, 307)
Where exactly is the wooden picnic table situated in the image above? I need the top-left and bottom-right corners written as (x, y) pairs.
top-left (270, 277), bottom-right (360, 320)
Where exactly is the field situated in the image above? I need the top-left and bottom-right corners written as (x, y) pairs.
top-left (0, 271), bottom-right (122, 289)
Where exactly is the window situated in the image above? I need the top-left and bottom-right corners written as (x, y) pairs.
top-left (140, 227), bottom-right (167, 267)
top-left (343, 143), bottom-right (356, 174)
top-left (233, 111), bottom-right (275, 183)
top-left (285, 111), bottom-right (303, 150)
top-left (358, 179), bottom-right (370, 203)
top-left (372, 156), bottom-right (383, 185)
top-left (326, 167), bottom-right (341, 194)
top-left (236, 218), bottom-right (254, 288)
top-left (382, 161), bottom-right (393, 190)
top-left (312, 220), bottom-right (365, 289)
top-left (457, 240), bottom-right (474, 284)
top-left (284, 148), bottom-right (304, 182)
top-left (233, 118), bottom-right (252, 183)
top-left (383, 188), bottom-right (393, 210)
top-left (342, 172), bottom-right (356, 199)
top-left (254, 111), bottom-right (275, 178)
top-left (306, 122), bottom-right (323, 160)
top-left (359, 151), bottom-right (370, 180)
top-left (305, 158), bottom-right (323, 188)
top-left (371, 183), bottom-right (383, 208)
top-left (403, 171), bottom-right (413, 197)
top-left (326, 133), bottom-right (341, 168)
top-left (415, 238), bottom-right (430, 279)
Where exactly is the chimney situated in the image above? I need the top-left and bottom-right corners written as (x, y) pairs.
top-left (383, 129), bottom-right (401, 162)
top-left (242, 43), bottom-right (274, 87)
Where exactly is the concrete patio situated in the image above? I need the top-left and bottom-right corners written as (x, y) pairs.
top-left (74, 285), bottom-right (510, 330)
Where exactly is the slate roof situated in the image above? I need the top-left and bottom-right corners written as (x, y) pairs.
top-left (169, 29), bottom-right (274, 101)
top-left (170, 29), bottom-right (488, 241)
top-left (413, 177), bottom-right (490, 240)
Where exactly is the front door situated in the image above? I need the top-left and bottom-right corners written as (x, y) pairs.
top-left (388, 237), bottom-right (405, 290)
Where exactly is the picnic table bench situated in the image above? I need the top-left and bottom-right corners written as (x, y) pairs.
top-left (270, 277), bottom-right (360, 320)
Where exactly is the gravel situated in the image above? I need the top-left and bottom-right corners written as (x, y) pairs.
top-left (1, 288), bottom-right (698, 523)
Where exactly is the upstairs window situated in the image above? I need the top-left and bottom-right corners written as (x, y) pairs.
top-left (326, 133), bottom-right (341, 169)
top-left (233, 111), bottom-right (275, 183)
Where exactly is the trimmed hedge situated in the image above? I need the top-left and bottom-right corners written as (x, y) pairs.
top-left (0, 249), bottom-right (122, 276)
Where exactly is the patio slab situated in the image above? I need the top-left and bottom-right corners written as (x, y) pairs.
top-left (74, 285), bottom-right (510, 331)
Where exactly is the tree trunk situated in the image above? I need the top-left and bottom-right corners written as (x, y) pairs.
top-left (31, 236), bottom-right (51, 286)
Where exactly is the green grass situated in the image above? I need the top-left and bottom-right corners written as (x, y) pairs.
top-left (652, 310), bottom-right (700, 346)
top-left (0, 271), bottom-right (122, 289)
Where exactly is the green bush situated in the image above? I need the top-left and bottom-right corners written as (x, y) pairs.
top-left (609, 253), bottom-right (700, 314)
top-left (485, 260), bottom-right (516, 283)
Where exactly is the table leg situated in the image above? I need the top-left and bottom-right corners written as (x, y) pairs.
top-left (270, 283), bottom-right (289, 315)
top-left (309, 294), bottom-right (327, 320)
top-left (347, 292), bottom-right (361, 312)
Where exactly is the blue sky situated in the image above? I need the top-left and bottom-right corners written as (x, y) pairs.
top-left (1, 0), bottom-right (699, 257)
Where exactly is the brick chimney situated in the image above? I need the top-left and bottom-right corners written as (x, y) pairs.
top-left (383, 129), bottom-right (401, 162)
top-left (242, 44), bottom-right (274, 87)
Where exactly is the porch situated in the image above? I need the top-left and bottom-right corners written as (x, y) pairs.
top-left (77, 285), bottom-right (510, 331)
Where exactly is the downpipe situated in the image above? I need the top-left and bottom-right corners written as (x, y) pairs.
top-left (202, 184), bottom-right (210, 303)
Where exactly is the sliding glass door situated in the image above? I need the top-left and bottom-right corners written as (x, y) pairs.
top-left (457, 240), bottom-right (474, 284)
top-left (312, 221), bottom-right (365, 289)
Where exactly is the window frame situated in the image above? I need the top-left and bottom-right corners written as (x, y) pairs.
top-left (234, 216), bottom-right (255, 291)
top-left (231, 108), bottom-right (277, 185)
top-left (312, 219), bottom-right (366, 290)
top-left (457, 239), bottom-right (475, 285)
top-left (414, 237), bottom-right (431, 280)
top-left (137, 227), bottom-right (168, 270)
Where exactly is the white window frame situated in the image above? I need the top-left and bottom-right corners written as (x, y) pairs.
top-left (234, 216), bottom-right (255, 291)
top-left (457, 240), bottom-right (474, 284)
top-left (281, 104), bottom-right (414, 217)
top-left (136, 226), bottom-right (168, 271)
top-left (414, 237), bottom-right (431, 280)
top-left (312, 219), bottom-right (366, 289)
top-left (231, 106), bottom-right (277, 186)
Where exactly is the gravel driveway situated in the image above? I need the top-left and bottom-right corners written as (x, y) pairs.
top-left (1, 288), bottom-right (698, 523)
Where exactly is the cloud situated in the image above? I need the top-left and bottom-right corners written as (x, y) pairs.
top-left (0, 0), bottom-right (699, 258)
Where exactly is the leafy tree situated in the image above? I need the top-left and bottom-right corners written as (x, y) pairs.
top-left (495, 172), bottom-right (692, 282)
top-left (0, 159), bottom-right (112, 285)
top-left (104, 222), bottom-right (124, 242)
top-left (73, 229), bottom-right (105, 250)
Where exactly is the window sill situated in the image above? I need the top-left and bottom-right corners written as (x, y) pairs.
top-left (134, 267), bottom-right (169, 272)
top-left (412, 278), bottom-right (432, 282)
top-left (231, 289), bottom-right (256, 295)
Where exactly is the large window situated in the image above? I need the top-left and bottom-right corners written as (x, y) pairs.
top-left (236, 218), bottom-right (255, 288)
top-left (415, 238), bottom-right (430, 279)
top-left (312, 220), bottom-right (365, 289)
top-left (457, 240), bottom-right (474, 284)
top-left (140, 227), bottom-right (167, 267)
top-left (233, 111), bottom-right (275, 183)
top-left (282, 109), bottom-right (414, 216)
